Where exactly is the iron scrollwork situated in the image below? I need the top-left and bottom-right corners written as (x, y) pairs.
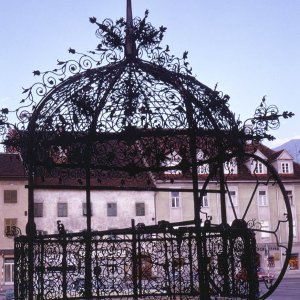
top-left (1, 1), bottom-right (294, 300)
top-left (5, 225), bottom-right (22, 238)
top-left (243, 97), bottom-right (294, 143)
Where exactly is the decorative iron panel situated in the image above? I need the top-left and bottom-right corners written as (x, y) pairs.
top-left (2, 1), bottom-right (294, 300)
top-left (15, 223), bottom-right (258, 300)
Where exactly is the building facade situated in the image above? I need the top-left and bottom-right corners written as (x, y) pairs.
top-left (1, 143), bottom-right (300, 288)
top-left (0, 153), bottom-right (27, 289)
top-left (155, 144), bottom-right (300, 274)
top-left (33, 189), bottom-right (156, 234)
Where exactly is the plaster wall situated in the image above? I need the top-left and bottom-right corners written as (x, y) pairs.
top-left (33, 189), bottom-right (156, 233)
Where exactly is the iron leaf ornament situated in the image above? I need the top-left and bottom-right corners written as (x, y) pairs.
top-left (243, 96), bottom-right (294, 142)
top-left (1, 3), bottom-right (295, 298)
top-left (0, 9), bottom-right (294, 156)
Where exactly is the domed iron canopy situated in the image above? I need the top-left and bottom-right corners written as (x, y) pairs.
top-left (0, 1), bottom-right (295, 300)
top-left (16, 13), bottom-right (242, 185)
top-left (2, 1), bottom-right (292, 186)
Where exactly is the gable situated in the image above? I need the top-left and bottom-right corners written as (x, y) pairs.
top-left (253, 150), bottom-right (267, 160)
top-left (276, 150), bottom-right (293, 161)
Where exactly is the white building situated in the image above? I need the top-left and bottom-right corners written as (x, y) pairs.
top-left (33, 189), bottom-right (156, 234)
top-left (154, 144), bottom-right (300, 273)
top-left (0, 153), bottom-right (27, 288)
top-left (1, 142), bottom-right (300, 289)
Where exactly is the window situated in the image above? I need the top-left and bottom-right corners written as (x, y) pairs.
top-left (281, 162), bottom-right (290, 173)
top-left (82, 203), bottom-right (87, 216)
top-left (287, 191), bottom-right (294, 206)
top-left (261, 221), bottom-right (270, 238)
top-left (171, 191), bottom-right (180, 208)
top-left (4, 190), bottom-right (17, 203)
top-left (224, 158), bottom-right (237, 174)
top-left (163, 152), bottom-right (182, 174)
top-left (293, 221), bottom-right (297, 238)
top-left (198, 164), bottom-right (209, 174)
top-left (197, 150), bottom-right (209, 174)
top-left (57, 203), bottom-right (68, 217)
top-left (227, 191), bottom-right (238, 207)
top-left (82, 202), bottom-right (92, 216)
top-left (34, 203), bottom-right (43, 217)
top-left (200, 192), bottom-right (209, 207)
top-left (107, 202), bottom-right (117, 216)
top-left (4, 218), bottom-right (17, 236)
top-left (4, 258), bottom-right (14, 283)
top-left (258, 190), bottom-right (267, 206)
top-left (254, 162), bottom-right (264, 174)
top-left (136, 202), bottom-right (145, 216)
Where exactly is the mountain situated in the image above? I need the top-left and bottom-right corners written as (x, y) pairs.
top-left (273, 139), bottom-right (300, 164)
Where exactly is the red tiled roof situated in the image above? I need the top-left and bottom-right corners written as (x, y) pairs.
top-left (0, 153), bottom-right (26, 178)
top-left (33, 170), bottom-right (156, 189)
top-left (161, 142), bottom-right (300, 182)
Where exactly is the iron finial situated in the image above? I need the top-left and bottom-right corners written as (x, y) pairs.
top-left (125, 0), bottom-right (136, 58)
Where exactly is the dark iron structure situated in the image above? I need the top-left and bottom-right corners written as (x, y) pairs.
top-left (0, 1), bottom-right (294, 299)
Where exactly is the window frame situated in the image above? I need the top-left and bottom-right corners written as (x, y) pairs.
top-left (223, 158), bottom-right (238, 174)
top-left (135, 202), bottom-right (145, 216)
top-left (293, 220), bottom-right (297, 238)
top-left (261, 220), bottom-right (270, 239)
top-left (197, 150), bottom-right (209, 174)
top-left (227, 190), bottom-right (238, 207)
top-left (281, 162), bottom-right (290, 173)
top-left (286, 190), bottom-right (294, 206)
top-left (82, 202), bottom-right (92, 216)
top-left (258, 190), bottom-right (268, 206)
top-left (163, 152), bottom-right (182, 175)
top-left (198, 164), bottom-right (209, 174)
top-left (171, 191), bottom-right (180, 208)
top-left (4, 190), bottom-right (17, 203)
top-left (255, 162), bottom-right (264, 174)
top-left (57, 202), bottom-right (68, 217)
top-left (34, 202), bottom-right (43, 217)
top-left (200, 192), bottom-right (209, 207)
top-left (4, 258), bottom-right (14, 284)
top-left (4, 218), bottom-right (17, 236)
top-left (107, 202), bottom-right (117, 217)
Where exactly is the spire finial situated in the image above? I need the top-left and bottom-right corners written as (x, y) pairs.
top-left (127, 0), bottom-right (133, 27)
top-left (125, 0), bottom-right (136, 58)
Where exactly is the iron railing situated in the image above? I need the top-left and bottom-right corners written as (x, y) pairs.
top-left (15, 220), bottom-right (258, 300)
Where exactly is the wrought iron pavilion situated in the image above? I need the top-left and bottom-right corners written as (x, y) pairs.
top-left (0, 0), bottom-right (294, 299)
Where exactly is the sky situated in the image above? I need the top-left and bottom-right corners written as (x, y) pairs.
top-left (0, 0), bottom-right (299, 148)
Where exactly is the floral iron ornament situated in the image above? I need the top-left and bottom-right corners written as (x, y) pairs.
top-left (0, 10), bottom-right (238, 179)
top-left (17, 10), bottom-right (190, 112)
top-left (243, 96), bottom-right (294, 143)
top-left (0, 10), bottom-right (293, 155)
top-left (0, 2), bottom-right (296, 299)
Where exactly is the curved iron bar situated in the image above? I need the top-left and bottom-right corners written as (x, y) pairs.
top-left (5, 225), bottom-right (22, 238)
top-left (0, 11), bottom-right (292, 152)
top-left (0, 5), bottom-right (294, 300)
top-left (197, 151), bottom-right (293, 299)
top-left (14, 220), bottom-right (259, 299)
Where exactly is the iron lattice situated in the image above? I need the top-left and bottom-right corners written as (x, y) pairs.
top-left (0, 1), bottom-right (294, 299)
top-left (15, 221), bottom-right (258, 300)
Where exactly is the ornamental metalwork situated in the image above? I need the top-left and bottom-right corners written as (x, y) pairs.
top-left (15, 220), bottom-right (258, 300)
top-left (0, 0), bottom-right (294, 299)
top-left (5, 225), bottom-right (22, 238)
